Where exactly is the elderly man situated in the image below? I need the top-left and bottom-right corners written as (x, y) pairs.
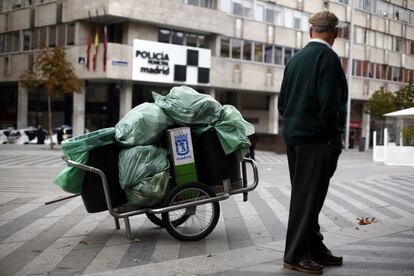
top-left (278, 11), bottom-right (348, 274)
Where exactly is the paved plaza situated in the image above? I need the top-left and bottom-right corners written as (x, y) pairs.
top-left (0, 145), bottom-right (413, 275)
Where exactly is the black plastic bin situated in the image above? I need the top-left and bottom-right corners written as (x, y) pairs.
top-left (192, 129), bottom-right (242, 188)
top-left (81, 144), bottom-right (127, 213)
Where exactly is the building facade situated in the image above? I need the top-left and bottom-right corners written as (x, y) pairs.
top-left (1, 0), bottom-right (414, 150)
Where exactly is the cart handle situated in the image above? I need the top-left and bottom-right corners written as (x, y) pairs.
top-left (62, 156), bottom-right (120, 218)
top-left (228, 157), bottom-right (259, 196)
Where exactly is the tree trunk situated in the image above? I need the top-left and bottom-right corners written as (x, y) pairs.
top-left (48, 95), bottom-right (54, 149)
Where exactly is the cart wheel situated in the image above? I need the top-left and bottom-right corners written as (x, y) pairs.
top-left (162, 182), bottom-right (220, 241)
top-left (146, 213), bottom-right (164, 228)
top-left (146, 211), bottom-right (190, 228)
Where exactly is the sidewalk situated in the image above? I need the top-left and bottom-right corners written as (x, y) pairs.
top-left (85, 214), bottom-right (414, 276)
top-left (0, 145), bottom-right (413, 275)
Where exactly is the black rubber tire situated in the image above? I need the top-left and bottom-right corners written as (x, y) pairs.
top-left (146, 213), bottom-right (164, 228)
top-left (162, 182), bottom-right (220, 241)
top-left (146, 209), bottom-right (190, 228)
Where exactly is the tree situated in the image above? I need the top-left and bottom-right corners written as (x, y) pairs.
top-left (20, 46), bottom-right (84, 149)
top-left (394, 82), bottom-right (414, 110)
top-left (364, 86), bottom-right (396, 117)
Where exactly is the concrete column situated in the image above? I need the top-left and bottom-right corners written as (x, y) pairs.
top-left (208, 88), bottom-right (216, 99)
top-left (72, 87), bottom-right (85, 136)
top-left (119, 80), bottom-right (133, 119)
top-left (361, 112), bottom-right (371, 150)
top-left (268, 94), bottom-right (279, 134)
top-left (17, 83), bottom-right (28, 128)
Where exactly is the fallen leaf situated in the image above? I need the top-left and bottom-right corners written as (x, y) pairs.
top-left (357, 217), bottom-right (377, 225)
top-left (133, 238), bottom-right (141, 242)
top-left (79, 240), bottom-right (88, 245)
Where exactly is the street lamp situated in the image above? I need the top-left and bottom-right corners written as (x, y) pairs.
top-left (345, 0), bottom-right (354, 150)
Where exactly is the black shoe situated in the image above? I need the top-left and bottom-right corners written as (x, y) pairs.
top-left (283, 259), bottom-right (323, 274)
top-left (313, 252), bottom-right (343, 266)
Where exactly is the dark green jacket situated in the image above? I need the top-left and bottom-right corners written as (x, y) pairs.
top-left (278, 42), bottom-right (348, 145)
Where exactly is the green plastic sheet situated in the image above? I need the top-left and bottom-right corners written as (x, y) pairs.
top-left (118, 145), bottom-right (169, 190)
top-left (125, 171), bottom-right (170, 208)
top-left (153, 86), bottom-right (223, 129)
top-left (54, 127), bottom-right (116, 194)
top-left (115, 102), bottom-right (173, 146)
top-left (212, 105), bottom-right (255, 160)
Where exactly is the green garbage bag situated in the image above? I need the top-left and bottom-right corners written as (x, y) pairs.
top-left (54, 127), bottom-right (116, 194)
top-left (125, 171), bottom-right (171, 208)
top-left (115, 102), bottom-right (173, 146)
top-left (212, 105), bottom-right (255, 160)
top-left (153, 86), bottom-right (223, 128)
top-left (118, 145), bottom-right (169, 190)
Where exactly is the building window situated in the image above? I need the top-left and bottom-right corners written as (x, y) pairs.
top-left (264, 44), bottom-right (273, 64)
top-left (284, 47), bottom-right (293, 65)
top-left (354, 26), bottom-right (364, 44)
top-left (265, 5), bottom-right (274, 24)
top-left (159, 28), bottom-right (206, 48)
top-left (340, 57), bottom-right (348, 74)
top-left (39, 27), bottom-right (47, 47)
top-left (409, 40), bottom-right (414, 55)
top-left (284, 8), bottom-right (293, 28)
top-left (337, 22), bottom-right (349, 40)
top-left (12, 31), bottom-right (20, 52)
top-left (184, 0), bottom-right (212, 8)
top-left (403, 69), bottom-right (413, 83)
top-left (23, 30), bottom-right (31, 51)
top-left (232, 0), bottom-right (252, 18)
top-left (392, 67), bottom-right (402, 82)
top-left (254, 42), bottom-right (263, 62)
top-left (293, 10), bottom-right (302, 30)
top-left (198, 35), bottom-right (206, 48)
top-left (172, 31), bottom-right (185, 45)
top-left (232, 0), bottom-right (243, 16)
top-left (375, 32), bottom-right (384, 48)
top-left (48, 26), bottom-right (56, 47)
top-left (67, 23), bottom-right (75, 45)
top-left (384, 35), bottom-right (392, 50)
top-left (187, 34), bottom-right (198, 47)
top-left (231, 38), bottom-right (242, 59)
top-left (57, 24), bottom-right (65, 46)
top-left (243, 40), bottom-right (252, 61)
top-left (159, 29), bottom-right (171, 43)
top-left (108, 23), bottom-right (123, 43)
top-left (366, 30), bottom-right (375, 47)
top-left (274, 46), bottom-right (282, 65)
top-left (242, 0), bottom-right (252, 18)
top-left (254, 3), bottom-right (264, 21)
top-left (0, 34), bottom-right (4, 53)
top-left (353, 60), bottom-right (363, 77)
top-left (220, 37), bottom-right (230, 58)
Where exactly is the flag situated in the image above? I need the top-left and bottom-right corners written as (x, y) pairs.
top-left (103, 25), bottom-right (107, 71)
top-left (86, 25), bottom-right (92, 70)
top-left (92, 27), bottom-right (99, 71)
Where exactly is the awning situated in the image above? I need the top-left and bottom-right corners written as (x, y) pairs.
top-left (383, 107), bottom-right (414, 119)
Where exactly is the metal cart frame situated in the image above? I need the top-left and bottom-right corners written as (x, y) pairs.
top-left (63, 156), bottom-right (259, 241)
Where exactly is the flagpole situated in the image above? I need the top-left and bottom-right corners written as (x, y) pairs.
top-left (93, 9), bottom-right (100, 71)
top-left (87, 11), bottom-right (92, 71)
top-left (103, 7), bottom-right (108, 72)
top-left (345, 0), bottom-right (354, 150)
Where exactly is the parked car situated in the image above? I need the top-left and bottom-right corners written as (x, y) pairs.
top-left (0, 130), bottom-right (9, 144)
top-left (7, 127), bottom-right (37, 144)
top-left (43, 125), bottom-right (73, 145)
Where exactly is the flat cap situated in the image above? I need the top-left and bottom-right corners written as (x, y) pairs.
top-left (308, 11), bottom-right (338, 28)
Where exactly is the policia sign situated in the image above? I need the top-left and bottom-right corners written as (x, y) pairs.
top-left (132, 39), bottom-right (211, 85)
